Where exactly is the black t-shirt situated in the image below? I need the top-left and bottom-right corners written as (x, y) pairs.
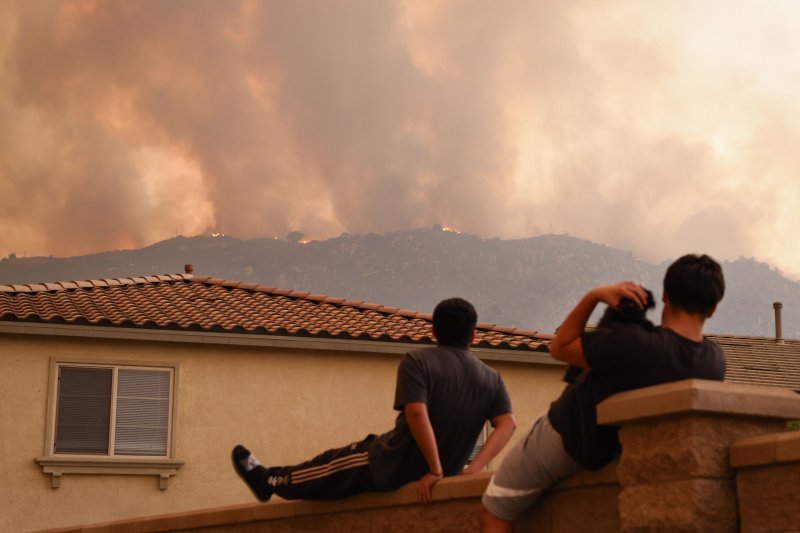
top-left (368, 346), bottom-right (512, 490)
top-left (548, 323), bottom-right (725, 470)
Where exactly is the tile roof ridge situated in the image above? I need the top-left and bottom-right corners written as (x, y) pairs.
top-left (474, 322), bottom-right (554, 340)
top-left (183, 276), bottom-right (550, 341)
top-left (188, 277), bottom-right (439, 321)
top-left (0, 273), bottom-right (193, 294)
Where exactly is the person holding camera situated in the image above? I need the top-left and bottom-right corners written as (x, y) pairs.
top-left (480, 254), bottom-right (726, 531)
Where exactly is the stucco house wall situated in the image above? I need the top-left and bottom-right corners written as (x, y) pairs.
top-left (2, 327), bottom-right (564, 532)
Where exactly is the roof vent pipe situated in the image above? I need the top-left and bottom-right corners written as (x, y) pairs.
top-left (773, 302), bottom-right (784, 344)
top-left (184, 264), bottom-right (194, 275)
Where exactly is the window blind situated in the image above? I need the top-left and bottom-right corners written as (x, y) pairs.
top-left (468, 425), bottom-right (486, 463)
top-left (114, 368), bottom-right (170, 456)
top-left (55, 367), bottom-right (112, 454)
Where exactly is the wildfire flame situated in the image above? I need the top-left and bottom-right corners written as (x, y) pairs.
top-left (298, 239), bottom-right (311, 244)
top-left (442, 225), bottom-right (461, 234)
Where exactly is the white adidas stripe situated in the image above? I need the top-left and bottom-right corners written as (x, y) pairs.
top-left (293, 451), bottom-right (369, 477)
top-left (483, 479), bottom-right (540, 498)
top-left (292, 454), bottom-right (370, 483)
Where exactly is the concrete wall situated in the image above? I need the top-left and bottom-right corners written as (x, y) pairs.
top-left (41, 474), bottom-right (495, 533)
top-left (732, 431), bottom-right (800, 532)
top-left (598, 379), bottom-right (800, 532)
top-left (1, 332), bottom-right (564, 532)
top-left (41, 379), bottom-right (800, 533)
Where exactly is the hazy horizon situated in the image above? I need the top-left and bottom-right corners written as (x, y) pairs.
top-left (6, 226), bottom-right (794, 279)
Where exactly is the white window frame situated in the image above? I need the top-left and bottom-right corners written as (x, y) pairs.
top-left (36, 357), bottom-right (184, 490)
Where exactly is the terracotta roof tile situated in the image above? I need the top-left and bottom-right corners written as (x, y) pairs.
top-left (709, 334), bottom-right (800, 392)
top-left (0, 273), bottom-right (550, 352)
top-left (4, 273), bottom-right (795, 388)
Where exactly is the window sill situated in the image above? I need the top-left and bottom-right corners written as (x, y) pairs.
top-left (35, 455), bottom-right (185, 489)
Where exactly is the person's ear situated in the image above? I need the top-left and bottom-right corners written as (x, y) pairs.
top-left (706, 305), bottom-right (717, 319)
top-left (469, 330), bottom-right (475, 345)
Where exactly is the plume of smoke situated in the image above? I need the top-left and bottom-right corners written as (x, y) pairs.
top-left (1, 0), bottom-right (800, 277)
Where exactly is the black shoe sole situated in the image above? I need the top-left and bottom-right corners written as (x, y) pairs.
top-left (231, 445), bottom-right (272, 502)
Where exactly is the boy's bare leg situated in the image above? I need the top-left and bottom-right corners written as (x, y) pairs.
top-left (480, 503), bottom-right (514, 532)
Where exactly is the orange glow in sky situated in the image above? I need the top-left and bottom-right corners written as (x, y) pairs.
top-left (2, 1), bottom-right (800, 276)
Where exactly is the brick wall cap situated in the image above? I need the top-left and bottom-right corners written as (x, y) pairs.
top-left (41, 471), bottom-right (495, 532)
top-left (597, 379), bottom-right (800, 425)
top-left (730, 431), bottom-right (800, 467)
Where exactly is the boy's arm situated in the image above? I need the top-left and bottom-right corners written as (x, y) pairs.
top-left (461, 413), bottom-right (516, 474)
top-left (550, 282), bottom-right (648, 368)
top-left (404, 402), bottom-right (443, 503)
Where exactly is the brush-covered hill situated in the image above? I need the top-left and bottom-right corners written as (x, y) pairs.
top-left (1, 226), bottom-right (797, 337)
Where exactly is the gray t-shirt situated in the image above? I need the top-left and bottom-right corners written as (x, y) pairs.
top-left (368, 345), bottom-right (512, 490)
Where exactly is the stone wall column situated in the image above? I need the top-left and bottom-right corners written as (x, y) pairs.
top-left (731, 431), bottom-right (800, 532)
top-left (597, 379), bottom-right (800, 533)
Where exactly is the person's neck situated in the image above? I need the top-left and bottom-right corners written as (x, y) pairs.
top-left (661, 309), bottom-right (705, 342)
top-left (437, 343), bottom-right (469, 350)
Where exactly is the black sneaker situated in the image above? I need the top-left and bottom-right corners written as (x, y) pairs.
top-left (231, 444), bottom-right (273, 502)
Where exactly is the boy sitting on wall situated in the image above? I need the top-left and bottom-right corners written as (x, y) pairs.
top-left (233, 297), bottom-right (517, 503)
top-left (481, 254), bottom-right (726, 531)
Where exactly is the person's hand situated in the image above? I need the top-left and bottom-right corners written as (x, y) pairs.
top-left (417, 471), bottom-right (443, 503)
top-left (593, 282), bottom-right (648, 310)
top-left (461, 464), bottom-right (478, 475)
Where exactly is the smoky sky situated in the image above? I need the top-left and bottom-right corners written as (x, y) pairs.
top-left (2, 0), bottom-right (800, 276)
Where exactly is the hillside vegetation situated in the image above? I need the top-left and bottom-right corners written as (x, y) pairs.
top-left (1, 227), bottom-right (796, 337)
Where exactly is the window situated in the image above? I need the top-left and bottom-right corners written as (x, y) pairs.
top-left (37, 358), bottom-right (183, 489)
top-left (55, 365), bottom-right (171, 456)
top-left (466, 422), bottom-right (490, 469)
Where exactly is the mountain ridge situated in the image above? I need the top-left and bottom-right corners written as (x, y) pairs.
top-left (1, 227), bottom-right (796, 337)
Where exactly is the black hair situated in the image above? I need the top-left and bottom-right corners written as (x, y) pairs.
top-left (597, 288), bottom-right (656, 328)
top-left (433, 297), bottom-right (478, 348)
top-left (663, 254), bottom-right (725, 315)
top-left (563, 286), bottom-right (655, 384)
